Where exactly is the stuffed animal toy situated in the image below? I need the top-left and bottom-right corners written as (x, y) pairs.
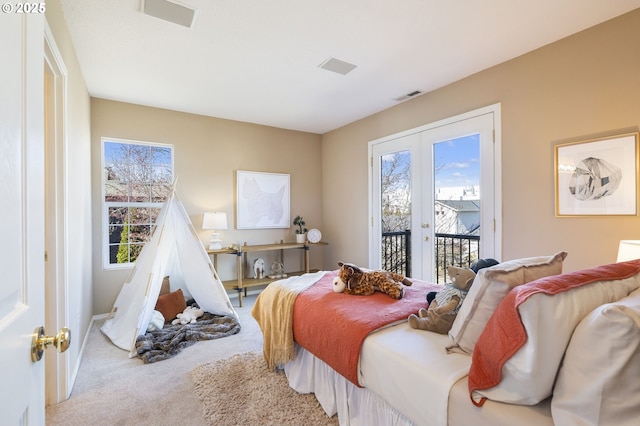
top-left (408, 265), bottom-right (475, 334)
top-left (425, 258), bottom-right (499, 304)
top-left (171, 306), bottom-right (205, 325)
top-left (333, 261), bottom-right (412, 299)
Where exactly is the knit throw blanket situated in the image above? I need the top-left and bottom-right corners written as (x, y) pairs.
top-left (135, 312), bottom-right (241, 363)
top-left (293, 272), bottom-right (438, 386)
top-left (251, 271), bottom-right (328, 370)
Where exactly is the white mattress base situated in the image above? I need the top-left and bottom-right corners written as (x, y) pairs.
top-left (285, 345), bottom-right (414, 426)
top-left (285, 319), bottom-right (554, 426)
top-left (359, 322), bottom-right (471, 425)
top-left (448, 376), bottom-right (553, 425)
top-left (286, 344), bottom-right (553, 426)
top-left (285, 321), bottom-right (471, 425)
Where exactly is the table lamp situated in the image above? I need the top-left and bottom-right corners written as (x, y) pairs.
top-left (202, 211), bottom-right (228, 250)
top-left (617, 240), bottom-right (640, 262)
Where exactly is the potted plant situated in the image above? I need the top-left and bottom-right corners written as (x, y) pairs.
top-left (293, 215), bottom-right (307, 243)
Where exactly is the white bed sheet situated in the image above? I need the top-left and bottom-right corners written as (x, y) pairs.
top-left (285, 346), bottom-right (555, 426)
top-left (359, 322), bottom-right (471, 425)
top-left (285, 321), bottom-right (471, 425)
top-left (448, 376), bottom-right (553, 426)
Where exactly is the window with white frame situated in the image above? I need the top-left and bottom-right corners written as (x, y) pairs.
top-left (102, 138), bottom-right (174, 269)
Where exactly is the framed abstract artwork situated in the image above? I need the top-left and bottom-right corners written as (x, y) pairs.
top-left (554, 132), bottom-right (639, 216)
top-left (236, 170), bottom-right (290, 229)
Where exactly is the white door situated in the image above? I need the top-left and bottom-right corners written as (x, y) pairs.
top-left (0, 11), bottom-right (46, 424)
top-left (421, 111), bottom-right (498, 282)
top-left (370, 105), bottom-right (501, 281)
top-left (371, 132), bottom-right (424, 278)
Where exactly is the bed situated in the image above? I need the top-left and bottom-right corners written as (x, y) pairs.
top-left (251, 256), bottom-right (640, 426)
top-left (252, 269), bottom-right (472, 425)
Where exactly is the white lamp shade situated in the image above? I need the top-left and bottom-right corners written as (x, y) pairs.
top-left (202, 212), bottom-right (228, 230)
top-left (617, 240), bottom-right (640, 262)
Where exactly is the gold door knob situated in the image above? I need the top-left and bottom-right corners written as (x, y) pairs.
top-left (31, 326), bottom-right (71, 362)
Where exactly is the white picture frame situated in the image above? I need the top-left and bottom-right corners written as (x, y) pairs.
top-left (236, 170), bottom-right (290, 229)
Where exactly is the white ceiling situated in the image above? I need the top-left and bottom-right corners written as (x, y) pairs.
top-left (60, 0), bottom-right (640, 134)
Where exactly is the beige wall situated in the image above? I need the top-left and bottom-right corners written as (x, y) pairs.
top-left (90, 100), bottom-right (323, 314)
top-left (46, 0), bottom-right (93, 393)
top-left (90, 9), bottom-right (640, 314)
top-left (321, 9), bottom-right (640, 274)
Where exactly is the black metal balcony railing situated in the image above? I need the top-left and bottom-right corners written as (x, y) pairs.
top-left (382, 230), bottom-right (479, 283)
top-left (434, 233), bottom-right (480, 283)
top-left (381, 230), bottom-right (411, 277)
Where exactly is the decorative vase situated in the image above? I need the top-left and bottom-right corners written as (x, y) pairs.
top-left (296, 233), bottom-right (306, 243)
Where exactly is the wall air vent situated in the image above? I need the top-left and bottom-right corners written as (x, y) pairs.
top-left (142, 0), bottom-right (196, 28)
top-left (393, 90), bottom-right (423, 102)
top-left (318, 57), bottom-right (358, 75)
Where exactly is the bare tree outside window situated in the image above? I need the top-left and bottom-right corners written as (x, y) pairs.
top-left (380, 151), bottom-right (411, 275)
top-left (379, 136), bottom-right (481, 282)
top-left (103, 140), bottom-right (173, 267)
top-left (381, 151), bottom-right (411, 232)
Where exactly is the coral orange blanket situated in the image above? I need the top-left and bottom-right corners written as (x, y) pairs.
top-left (468, 259), bottom-right (640, 406)
top-left (293, 270), bottom-right (440, 386)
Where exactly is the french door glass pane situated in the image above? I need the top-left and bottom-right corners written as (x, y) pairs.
top-left (433, 134), bottom-right (480, 282)
top-left (381, 150), bottom-right (411, 276)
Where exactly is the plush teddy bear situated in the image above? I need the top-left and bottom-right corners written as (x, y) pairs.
top-left (408, 265), bottom-right (475, 334)
top-left (424, 258), bottom-right (499, 305)
top-left (171, 306), bottom-right (205, 325)
top-left (333, 261), bottom-right (412, 299)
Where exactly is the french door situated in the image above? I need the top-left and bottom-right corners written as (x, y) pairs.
top-left (370, 105), bottom-right (501, 281)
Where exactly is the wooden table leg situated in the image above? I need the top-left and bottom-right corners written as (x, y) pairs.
top-left (305, 245), bottom-right (310, 273)
top-left (237, 251), bottom-right (243, 307)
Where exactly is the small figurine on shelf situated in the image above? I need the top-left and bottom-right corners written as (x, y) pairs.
top-left (253, 258), bottom-right (265, 279)
top-left (269, 261), bottom-right (287, 279)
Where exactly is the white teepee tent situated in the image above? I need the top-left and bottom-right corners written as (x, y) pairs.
top-left (101, 189), bottom-right (238, 357)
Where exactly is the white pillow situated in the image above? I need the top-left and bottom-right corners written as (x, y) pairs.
top-left (469, 261), bottom-right (640, 406)
top-left (447, 252), bottom-right (567, 355)
top-left (552, 287), bottom-right (640, 425)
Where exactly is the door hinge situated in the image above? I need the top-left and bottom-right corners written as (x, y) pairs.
top-left (44, 251), bottom-right (48, 261)
top-left (370, 157), bottom-right (373, 167)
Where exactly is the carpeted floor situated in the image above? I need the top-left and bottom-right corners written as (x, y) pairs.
top-left (46, 294), bottom-right (333, 425)
top-left (191, 352), bottom-right (338, 426)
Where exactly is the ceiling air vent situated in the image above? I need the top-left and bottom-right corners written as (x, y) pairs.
top-left (318, 57), bottom-right (358, 75)
top-left (393, 90), bottom-right (423, 102)
top-left (142, 0), bottom-right (196, 28)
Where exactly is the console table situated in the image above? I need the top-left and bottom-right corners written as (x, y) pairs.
top-left (207, 240), bottom-right (327, 307)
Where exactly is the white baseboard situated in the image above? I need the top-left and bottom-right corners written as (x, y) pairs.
top-left (69, 313), bottom-right (107, 396)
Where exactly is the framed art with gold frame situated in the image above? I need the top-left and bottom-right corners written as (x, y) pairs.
top-left (555, 132), bottom-right (639, 217)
